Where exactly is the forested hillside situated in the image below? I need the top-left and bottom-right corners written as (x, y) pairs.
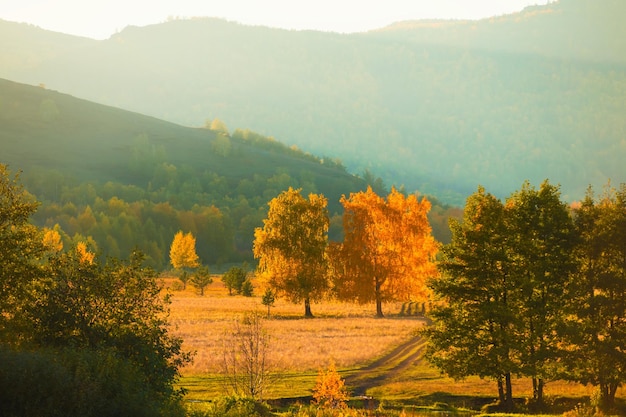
top-left (0, 79), bottom-right (367, 268)
top-left (0, 79), bottom-right (459, 269)
top-left (1, 0), bottom-right (625, 204)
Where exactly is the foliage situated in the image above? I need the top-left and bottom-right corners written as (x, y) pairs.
top-left (170, 230), bottom-right (200, 290)
top-left (425, 180), bottom-right (626, 412)
top-left (188, 396), bottom-right (272, 417)
top-left (190, 265), bottom-right (213, 296)
top-left (223, 266), bottom-right (249, 295)
top-left (312, 361), bottom-right (349, 409)
top-left (42, 226), bottom-right (63, 253)
top-left (27, 248), bottom-right (191, 402)
top-left (424, 186), bottom-right (523, 410)
top-left (0, 164), bottom-right (45, 341)
top-left (0, 346), bottom-right (184, 417)
top-left (241, 278), bottom-right (254, 297)
top-left (221, 312), bottom-right (272, 400)
top-left (564, 183), bottom-right (626, 411)
top-left (0, 164), bottom-right (189, 416)
top-left (331, 186), bottom-right (438, 317)
top-left (170, 230), bottom-right (200, 269)
top-left (261, 288), bottom-right (276, 318)
top-left (505, 180), bottom-right (577, 402)
top-left (254, 187), bottom-right (330, 317)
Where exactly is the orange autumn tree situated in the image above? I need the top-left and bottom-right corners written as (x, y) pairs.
top-left (330, 186), bottom-right (438, 317)
top-left (253, 187), bottom-right (329, 318)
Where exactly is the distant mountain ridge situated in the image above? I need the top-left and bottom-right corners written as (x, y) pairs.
top-left (2, 0), bottom-right (625, 204)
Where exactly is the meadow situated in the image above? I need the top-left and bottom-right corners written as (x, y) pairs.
top-left (165, 275), bottom-right (619, 413)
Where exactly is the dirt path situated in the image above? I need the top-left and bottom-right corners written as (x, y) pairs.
top-left (345, 322), bottom-right (429, 396)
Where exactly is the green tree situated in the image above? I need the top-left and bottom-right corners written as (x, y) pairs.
top-left (505, 180), bottom-right (577, 404)
top-left (222, 265), bottom-right (248, 295)
top-left (0, 164), bottom-right (45, 341)
top-left (261, 288), bottom-right (276, 318)
top-left (565, 184), bottom-right (626, 411)
top-left (30, 248), bottom-right (191, 403)
top-left (424, 186), bottom-right (519, 410)
top-left (241, 278), bottom-right (254, 297)
top-left (190, 265), bottom-right (212, 296)
top-left (253, 188), bottom-right (329, 317)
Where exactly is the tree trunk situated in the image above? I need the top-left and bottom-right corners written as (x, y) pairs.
top-left (504, 372), bottom-right (514, 411)
top-left (533, 378), bottom-right (544, 404)
top-left (497, 377), bottom-right (505, 403)
top-left (304, 297), bottom-right (313, 318)
top-left (376, 298), bottom-right (384, 318)
top-left (375, 278), bottom-right (384, 318)
top-left (598, 382), bottom-right (618, 412)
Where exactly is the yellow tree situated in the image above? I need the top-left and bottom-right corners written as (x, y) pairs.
top-left (253, 187), bottom-right (329, 317)
top-left (169, 230), bottom-right (200, 290)
top-left (331, 186), bottom-right (438, 317)
top-left (42, 227), bottom-right (63, 254)
top-left (312, 360), bottom-right (349, 409)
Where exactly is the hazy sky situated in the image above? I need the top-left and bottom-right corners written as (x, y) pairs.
top-left (4, 0), bottom-right (551, 40)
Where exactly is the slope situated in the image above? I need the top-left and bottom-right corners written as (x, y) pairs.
top-left (0, 79), bottom-right (370, 268)
top-left (0, 78), bottom-right (362, 209)
top-left (2, 0), bottom-right (625, 204)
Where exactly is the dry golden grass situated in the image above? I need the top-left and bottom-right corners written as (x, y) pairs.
top-left (164, 276), bottom-right (425, 375)
top-left (164, 275), bottom-right (624, 402)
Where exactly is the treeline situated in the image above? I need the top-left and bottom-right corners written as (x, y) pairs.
top-left (425, 180), bottom-right (626, 413)
top-left (23, 143), bottom-right (347, 270)
top-left (20, 149), bottom-right (458, 270)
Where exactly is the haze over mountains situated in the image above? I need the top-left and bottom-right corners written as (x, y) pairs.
top-left (2, 0), bottom-right (626, 204)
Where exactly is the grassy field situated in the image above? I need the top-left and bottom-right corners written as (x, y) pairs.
top-left (165, 275), bottom-right (621, 413)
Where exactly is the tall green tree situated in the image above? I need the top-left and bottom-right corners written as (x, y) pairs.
top-left (253, 187), bottom-right (329, 317)
top-left (565, 184), bottom-right (626, 411)
top-left (0, 164), bottom-right (45, 342)
top-left (424, 186), bottom-right (519, 410)
top-left (505, 180), bottom-right (577, 403)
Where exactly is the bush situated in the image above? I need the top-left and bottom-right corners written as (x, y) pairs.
top-left (0, 346), bottom-right (185, 417)
top-left (195, 396), bottom-right (272, 417)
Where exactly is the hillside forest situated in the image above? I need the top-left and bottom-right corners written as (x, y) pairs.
top-left (0, 79), bottom-right (460, 270)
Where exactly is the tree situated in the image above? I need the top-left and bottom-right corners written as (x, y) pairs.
top-left (0, 164), bottom-right (45, 341)
top-left (505, 180), bottom-right (577, 404)
top-left (169, 230), bottom-right (200, 289)
top-left (28, 247), bottom-right (191, 405)
top-left (222, 265), bottom-right (248, 295)
top-left (190, 265), bottom-right (212, 296)
top-left (565, 184), bottom-right (626, 412)
top-left (42, 227), bottom-right (63, 254)
top-left (261, 288), bottom-right (276, 318)
top-left (221, 311), bottom-right (271, 400)
top-left (241, 279), bottom-right (254, 297)
top-left (253, 187), bottom-right (329, 318)
top-left (312, 360), bottom-right (349, 409)
top-left (331, 186), bottom-right (438, 317)
top-left (424, 186), bottom-right (519, 410)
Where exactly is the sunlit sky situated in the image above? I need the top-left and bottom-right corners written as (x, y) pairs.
top-left (4, 0), bottom-right (551, 40)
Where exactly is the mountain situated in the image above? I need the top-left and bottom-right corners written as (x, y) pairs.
top-left (1, 78), bottom-right (377, 268)
top-left (2, 0), bottom-right (625, 204)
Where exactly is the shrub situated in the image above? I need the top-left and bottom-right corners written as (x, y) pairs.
top-left (0, 346), bottom-right (185, 417)
top-left (200, 396), bottom-right (272, 417)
